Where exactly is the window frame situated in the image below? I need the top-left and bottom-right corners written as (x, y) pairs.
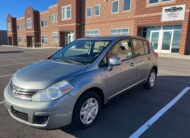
top-left (112, 0), bottom-right (119, 14)
top-left (86, 6), bottom-right (92, 18)
top-left (148, 0), bottom-right (173, 5)
top-left (111, 28), bottom-right (129, 36)
top-left (26, 18), bottom-right (32, 28)
top-left (61, 5), bottom-right (72, 21)
top-left (131, 38), bottom-right (150, 58)
top-left (52, 32), bottom-right (59, 42)
top-left (41, 36), bottom-right (48, 45)
top-left (99, 38), bottom-right (134, 67)
top-left (85, 29), bottom-right (100, 37)
top-left (94, 4), bottom-right (101, 17)
top-left (123, 0), bottom-right (131, 12)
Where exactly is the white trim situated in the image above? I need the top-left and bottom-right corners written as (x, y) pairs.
top-left (61, 4), bottom-right (72, 21)
top-left (26, 18), bottom-right (32, 29)
top-left (41, 35), bottom-right (48, 45)
top-left (52, 32), bottom-right (59, 42)
top-left (94, 4), bottom-right (101, 17)
top-left (112, 0), bottom-right (119, 14)
top-left (86, 6), bottom-right (92, 18)
top-left (148, 0), bottom-right (174, 6)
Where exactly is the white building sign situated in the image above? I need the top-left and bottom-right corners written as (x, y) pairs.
top-left (162, 4), bottom-right (186, 22)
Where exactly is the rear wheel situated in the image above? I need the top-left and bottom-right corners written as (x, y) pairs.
top-left (72, 91), bottom-right (101, 129)
top-left (145, 69), bottom-right (157, 89)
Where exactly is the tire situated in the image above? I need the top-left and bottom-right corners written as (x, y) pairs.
top-left (144, 69), bottom-right (157, 89)
top-left (72, 91), bottom-right (101, 129)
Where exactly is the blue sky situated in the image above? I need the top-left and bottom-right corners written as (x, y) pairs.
top-left (0, 0), bottom-right (57, 30)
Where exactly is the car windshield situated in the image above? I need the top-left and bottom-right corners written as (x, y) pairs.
top-left (50, 40), bottom-right (111, 64)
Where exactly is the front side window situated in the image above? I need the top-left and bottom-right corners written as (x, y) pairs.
top-left (132, 39), bottom-right (145, 57)
top-left (85, 29), bottom-right (100, 37)
top-left (62, 5), bottom-right (71, 20)
top-left (86, 7), bottom-right (92, 17)
top-left (108, 39), bottom-right (133, 61)
top-left (149, 0), bottom-right (172, 4)
top-left (95, 5), bottom-right (100, 16)
top-left (50, 40), bottom-right (111, 64)
top-left (111, 28), bottom-right (129, 36)
top-left (26, 18), bottom-right (32, 28)
top-left (112, 0), bottom-right (119, 13)
top-left (123, 0), bottom-right (131, 11)
top-left (41, 36), bottom-right (48, 44)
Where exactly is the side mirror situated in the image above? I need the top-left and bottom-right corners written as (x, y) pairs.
top-left (107, 57), bottom-right (121, 71)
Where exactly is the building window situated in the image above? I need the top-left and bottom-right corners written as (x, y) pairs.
top-left (7, 23), bottom-right (12, 31)
top-left (85, 29), bottom-right (100, 37)
top-left (52, 32), bottom-right (59, 42)
top-left (26, 18), bottom-right (32, 28)
top-left (95, 5), bottom-right (100, 16)
top-left (149, 0), bottom-right (172, 4)
top-left (17, 25), bottom-right (21, 30)
top-left (62, 5), bottom-right (71, 20)
top-left (51, 13), bottom-right (58, 23)
top-left (41, 36), bottom-right (48, 45)
top-left (112, 0), bottom-right (119, 13)
top-left (123, 0), bottom-right (131, 11)
top-left (86, 7), bottom-right (92, 17)
top-left (17, 37), bottom-right (22, 43)
top-left (41, 20), bottom-right (48, 28)
top-left (111, 28), bottom-right (129, 36)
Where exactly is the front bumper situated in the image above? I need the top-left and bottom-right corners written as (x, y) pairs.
top-left (4, 85), bottom-right (77, 129)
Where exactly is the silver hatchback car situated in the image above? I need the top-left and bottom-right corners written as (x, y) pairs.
top-left (4, 36), bottom-right (158, 129)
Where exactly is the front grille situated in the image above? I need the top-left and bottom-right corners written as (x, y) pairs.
top-left (11, 107), bottom-right (29, 121)
top-left (9, 81), bottom-right (38, 100)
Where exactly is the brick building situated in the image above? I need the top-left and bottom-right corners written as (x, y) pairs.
top-left (7, 0), bottom-right (190, 55)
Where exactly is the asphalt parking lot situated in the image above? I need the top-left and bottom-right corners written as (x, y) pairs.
top-left (0, 45), bottom-right (190, 138)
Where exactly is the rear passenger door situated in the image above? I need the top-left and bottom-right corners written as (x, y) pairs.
top-left (132, 39), bottom-right (151, 81)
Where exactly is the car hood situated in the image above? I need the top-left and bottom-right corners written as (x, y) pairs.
top-left (12, 60), bottom-right (86, 90)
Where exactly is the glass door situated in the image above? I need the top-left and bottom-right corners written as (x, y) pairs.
top-left (160, 30), bottom-right (173, 53)
top-left (150, 31), bottom-right (159, 51)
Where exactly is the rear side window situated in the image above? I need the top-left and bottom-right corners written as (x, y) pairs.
top-left (143, 41), bottom-right (150, 54)
top-left (132, 39), bottom-right (145, 57)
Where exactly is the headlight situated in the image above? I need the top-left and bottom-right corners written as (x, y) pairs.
top-left (32, 81), bottom-right (74, 102)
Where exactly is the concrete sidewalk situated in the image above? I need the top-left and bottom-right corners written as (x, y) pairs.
top-left (159, 53), bottom-right (190, 60)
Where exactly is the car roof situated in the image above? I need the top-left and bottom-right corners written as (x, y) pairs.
top-left (78, 35), bottom-right (148, 42)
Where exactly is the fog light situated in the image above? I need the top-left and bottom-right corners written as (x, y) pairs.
top-left (33, 115), bottom-right (49, 124)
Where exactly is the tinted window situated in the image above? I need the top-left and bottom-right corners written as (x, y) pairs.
top-left (108, 39), bottom-right (133, 61)
top-left (143, 41), bottom-right (150, 54)
top-left (132, 39), bottom-right (145, 56)
top-left (112, 0), bottom-right (119, 13)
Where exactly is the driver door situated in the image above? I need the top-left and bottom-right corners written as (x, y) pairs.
top-left (105, 39), bottom-right (136, 99)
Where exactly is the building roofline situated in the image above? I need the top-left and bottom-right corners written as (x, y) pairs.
top-left (17, 17), bottom-right (25, 21)
top-left (49, 4), bottom-right (58, 9)
top-left (40, 10), bottom-right (49, 14)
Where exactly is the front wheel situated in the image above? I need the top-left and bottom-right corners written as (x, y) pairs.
top-left (72, 91), bottom-right (101, 129)
top-left (144, 69), bottom-right (157, 89)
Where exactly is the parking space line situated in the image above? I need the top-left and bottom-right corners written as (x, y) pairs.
top-left (129, 87), bottom-right (190, 138)
top-left (0, 74), bottom-right (13, 78)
